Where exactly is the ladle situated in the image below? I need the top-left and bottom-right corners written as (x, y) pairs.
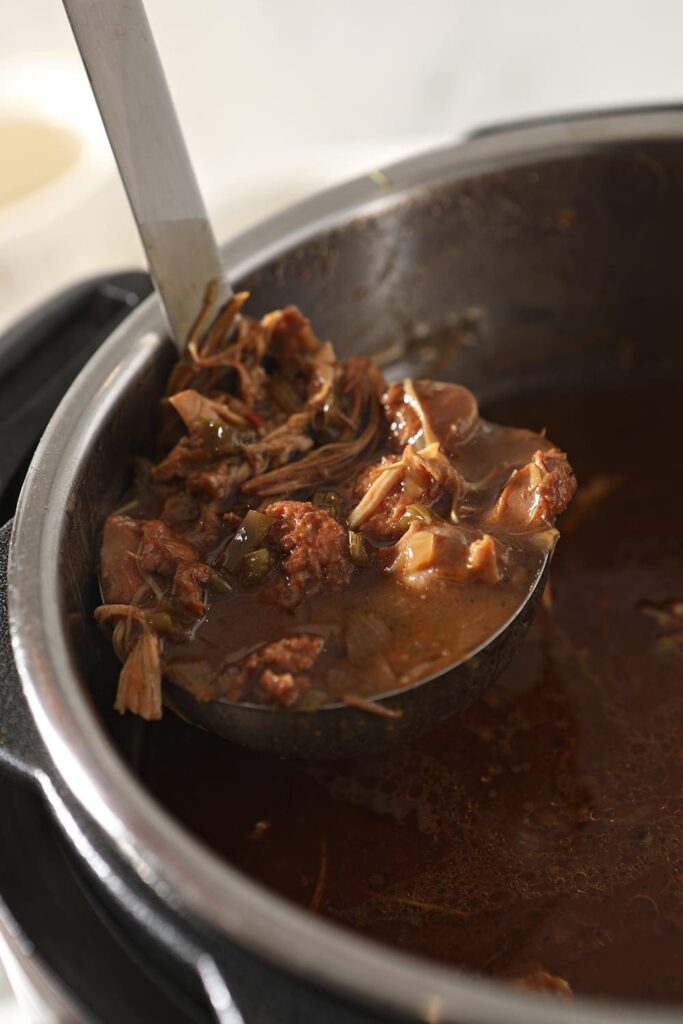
top-left (64, 0), bottom-right (551, 757)
top-left (63, 0), bottom-right (233, 350)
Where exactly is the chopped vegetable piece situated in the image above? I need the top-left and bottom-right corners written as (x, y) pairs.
top-left (348, 530), bottom-right (370, 565)
top-left (242, 548), bottom-right (273, 584)
top-left (147, 611), bottom-right (177, 635)
top-left (222, 510), bottom-right (275, 572)
top-left (202, 419), bottom-right (254, 457)
top-left (397, 503), bottom-right (438, 532)
top-left (206, 569), bottom-right (233, 594)
top-left (313, 489), bottom-right (343, 519)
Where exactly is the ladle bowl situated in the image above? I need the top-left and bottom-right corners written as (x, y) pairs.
top-left (165, 559), bottom-right (549, 757)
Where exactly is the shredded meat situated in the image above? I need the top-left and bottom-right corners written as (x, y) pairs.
top-left (349, 443), bottom-right (464, 541)
top-left (242, 412), bottom-right (314, 475)
top-left (139, 519), bottom-right (198, 575)
top-left (152, 435), bottom-right (207, 484)
top-left (265, 306), bottom-right (336, 409)
top-left (265, 500), bottom-right (353, 608)
top-left (171, 561), bottom-right (212, 616)
top-left (164, 308), bottom-right (387, 502)
top-left (138, 520), bottom-right (212, 614)
top-left (241, 357), bottom-right (385, 498)
top-left (100, 515), bottom-right (144, 604)
top-left (168, 389), bottom-right (248, 432)
top-left (184, 500), bottom-right (225, 553)
top-left (162, 492), bottom-right (199, 527)
top-left (96, 297), bottom-right (576, 717)
top-left (186, 459), bottom-right (250, 502)
top-left (114, 630), bottom-right (163, 720)
top-left (94, 601), bottom-right (163, 720)
top-left (251, 634), bottom-right (322, 674)
top-left (167, 292), bottom-right (269, 405)
top-left (165, 633), bottom-right (324, 707)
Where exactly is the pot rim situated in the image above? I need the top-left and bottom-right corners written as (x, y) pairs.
top-left (10, 106), bottom-right (683, 1024)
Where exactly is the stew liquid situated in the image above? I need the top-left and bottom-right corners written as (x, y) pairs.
top-left (139, 383), bottom-right (683, 1001)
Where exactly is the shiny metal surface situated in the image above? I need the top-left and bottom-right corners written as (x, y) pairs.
top-left (9, 108), bottom-right (683, 1023)
top-left (63, 0), bottom-right (233, 350)
top-left (0, 917), bottom-right (83, 1024)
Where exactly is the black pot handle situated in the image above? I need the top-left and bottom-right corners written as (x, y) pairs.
top-left (0, 271), bottom-right (152, 522)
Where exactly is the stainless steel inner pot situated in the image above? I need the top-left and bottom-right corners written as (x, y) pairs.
top-left (9, 108), bottom-right (683, 1023)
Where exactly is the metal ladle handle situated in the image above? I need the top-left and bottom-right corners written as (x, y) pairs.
top-left (63, 0), bottom-right (233, 351)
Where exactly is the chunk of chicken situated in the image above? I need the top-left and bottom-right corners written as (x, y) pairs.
top-left (100, 515), bottom-right (144, 605)
top-left (264, 305), bottom-right (337, 410)
top-left (383, 378), bottom-right (479, 454)
top-left (168, 389), bottom-right (248, 432)
top-left (483, 448), bottom-right (576, 534)
top-left (388, 521), bottom-right (505, 591)
top-left (265, 500), bottom-right (353, 609)
top-left (349, 442), bottom-right (464, 541)
top-left (239, 633), bottom-right (325, 707)
top-left (94, 602), bottom-right (163, 721)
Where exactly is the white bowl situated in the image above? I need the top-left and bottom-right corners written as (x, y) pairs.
top-left (0, 53), bottom-right (137, 332)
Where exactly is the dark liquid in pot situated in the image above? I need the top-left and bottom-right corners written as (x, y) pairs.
top-left (139, 383), bottom-right (683, 1001)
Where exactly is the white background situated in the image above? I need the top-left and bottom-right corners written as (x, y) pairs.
top-left (4, 0), bottom-right (683, 329)
top-left (2, 0), bottom-right (682, 1019)
top-left (6, 0), bottom-right (683, 165)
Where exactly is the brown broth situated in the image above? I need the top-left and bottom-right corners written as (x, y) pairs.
top-left (172, 549), bottom-right (538, 703)
top-left (138, 383), bottom-right (683, 1002)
